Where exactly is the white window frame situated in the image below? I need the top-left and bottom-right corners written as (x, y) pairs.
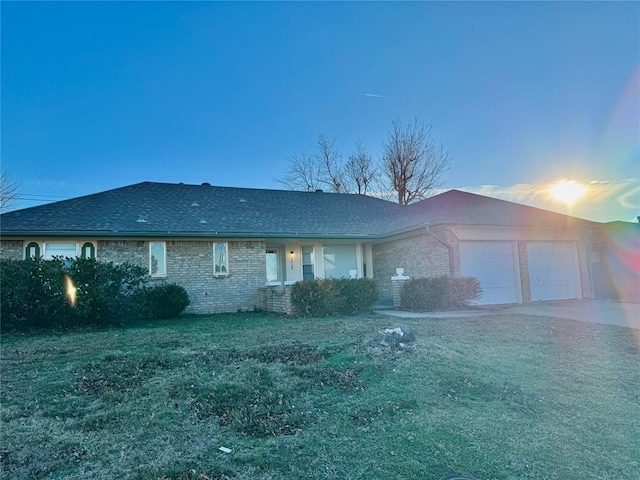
top-left (24, 241), bottom-right (41, 259)
top-left (322, 244), bottom-right (358, 279)
top-left (81, 241), bottom-right (96, 259)
top-left (149, 242), bottom-right (167, 278)
top-left (301, 245), bottom-right (315, 281)
top-left (266, 248), bottom-right (281, 284)
top-left (43, 241), bottom-right (79, 260)
top-left (213, 242), bottom-right (229, 276)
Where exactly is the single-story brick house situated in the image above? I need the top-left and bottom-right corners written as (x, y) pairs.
top-left (0, 182), bottom-right (636, 313)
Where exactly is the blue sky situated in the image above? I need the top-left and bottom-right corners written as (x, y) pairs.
top-left (2, 1), bottom-right (638, 222)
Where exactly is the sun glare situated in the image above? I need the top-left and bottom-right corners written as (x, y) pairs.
top-left (64, 274), bottom-right (77, 307)
top-left (549, 180), bottom-right (588, 207)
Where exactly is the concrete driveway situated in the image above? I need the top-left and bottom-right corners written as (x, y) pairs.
top-left (376, 299), bottom-right (640, 330)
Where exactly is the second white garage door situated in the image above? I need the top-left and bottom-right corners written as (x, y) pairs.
top-left (459, 241), bottom-right (520, 305)
top-left (527, 242), bottom-right (582, 301)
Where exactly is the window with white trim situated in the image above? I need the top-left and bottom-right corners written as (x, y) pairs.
top-left (302, 245), bottom-right (315, 281)
top-left (149, 242), bottom-right (166, 277)
top-left (44, 242), bottom-right (78, 260)
top-left (213, 242), bottom-right (229, 276)
top-left (81, 242), bottom-right (96, 259)
top-left (323, 244), bottom-right (357, 279)
top-left (25, 242), bottom-right (40, 259)
top-left (266, 248), bottom-right (280, 283)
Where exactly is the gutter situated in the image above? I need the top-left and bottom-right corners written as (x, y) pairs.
top-left (0, 230), bottom-right (382, 241)
top-left (0, 216), bottom-right (600, 242)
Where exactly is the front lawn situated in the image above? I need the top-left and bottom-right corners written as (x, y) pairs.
top-left (1, 313), bottom-right (638, 479)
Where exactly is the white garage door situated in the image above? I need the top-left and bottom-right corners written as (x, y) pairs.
top-left (459, 241), bottom-right (520, 305)
top-left (528, 242), bottom-right (582, 301)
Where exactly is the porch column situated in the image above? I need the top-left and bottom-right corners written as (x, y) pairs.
top-left (391, 268), bottom-right (410, 309)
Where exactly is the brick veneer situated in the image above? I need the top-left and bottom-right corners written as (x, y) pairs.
top-left (0, 240), bottom-right (23, 260)
top-left (259, 285), bottom-right (295, 315)
top-left (98, 239), bottom-right (266, 314)
top-left (518, 241), bottom-right (531, 303)
top-left (372, 232), bottom-right (450, 300)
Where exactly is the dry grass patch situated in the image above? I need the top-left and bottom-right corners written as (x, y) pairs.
top-left (1, 312), bottom-right (639, 479)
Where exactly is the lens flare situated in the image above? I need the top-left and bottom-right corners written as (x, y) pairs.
top-left (549, 180), bottom-right (588, 207)
top-left (64, 274), bottom-right (77, 307)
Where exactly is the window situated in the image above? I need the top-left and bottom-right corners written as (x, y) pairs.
top-left (323, 245), bottom-right (357, 279)
top-left (81, 242), bottom-right (95, 259)
top-left (149, 242), bottom-right (166, 277)
top-left (25, 242), bottom-right (40, 259)
top-left (266, 248), bottom-right (280, 283)
top-left (302, 246), bottom-right (314, 281)
top-left (44, 242), bottom-right (78, 260)
top-left (213, 242), bottom-right (229, 276)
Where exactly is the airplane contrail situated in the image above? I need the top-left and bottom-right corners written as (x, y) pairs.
top-left (364, 93), bottom-right (386, 98)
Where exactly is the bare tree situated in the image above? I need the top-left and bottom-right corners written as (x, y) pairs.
top-left (276, 152), bottom-right (322, 192)
top-left (382, 118), bottom-right (450, 205)
top-left (344, 142), bottom-right (377, 195)
top-left (277, 134), bottom-right (346, 193)
top-left (0, 172), bottom-right (20, 213)
top-left (315, 134), bottom-right (346, 193)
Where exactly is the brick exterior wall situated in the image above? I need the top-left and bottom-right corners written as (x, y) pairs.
top-left (436, 229), bottom-right (460, 276)
top-left (518, 241), bottom-right (531, 303)
top-left (0, 240), bottom-right (23, 260)
top-left (98, 239), bottom-right (266, 314)
top-left (259, 285), bottom-right (295, 315)
top-left (577, 239), bottom-right (594, 300)
top-left (392, 277), bottom-right (410, 308)
top-left (0, 230), bottom-right (602, 311)
top-left (372, 233), bottom-right (450, 300)
top-left (98, 240), bottom-right (147, 265)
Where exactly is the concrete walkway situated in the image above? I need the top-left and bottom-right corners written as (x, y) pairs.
top-left (376, 299), bottom-right (640, 330)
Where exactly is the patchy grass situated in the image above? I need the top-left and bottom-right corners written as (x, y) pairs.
top-left (1, 312), bottom-right (639, 479)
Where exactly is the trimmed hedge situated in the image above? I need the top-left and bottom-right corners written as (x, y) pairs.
top-left (1, 257), bottom-right (75, 331)
top-left (145, 283), bottom-right (190, 319)
top-left (0, 258), bottom-right (190, 332)
top-left (70, 258), bottom-right (148, 326)
top-left (400, 275), bottom-right (482, 311)
top-left (290, 278), bottom-right (378, 317)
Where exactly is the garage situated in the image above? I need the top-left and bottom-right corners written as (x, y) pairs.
top-left (459, 241), bottom-right (520, 305)
top-left (527, 241), bottom-right (582, 301)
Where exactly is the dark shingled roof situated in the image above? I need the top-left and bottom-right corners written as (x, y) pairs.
top-left (0, 182), bottom-right (599, 239)
top-left (0, 182), bottom-right (403, 238)
top-left (399, 189), bottom-right (596, 230)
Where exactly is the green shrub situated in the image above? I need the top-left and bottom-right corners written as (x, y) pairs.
top-left (400, 276), bottom-right (450, 311)
top-left (400, 275), bottom-right (482, 311)
top-left (290, 278), bottom-right (378, 317)
top-left (145, 283), bottom-right (190, 319)
top-left (69, 258), bottom-right (148, 326)
top-left (0, 257), bottom-right (73, 330)
top-left (0, 258), bottom-right (149, 332)
top-left (338, 277), bottom-right (378, 313)
top-left (448, 276), bottom-right (483, 310)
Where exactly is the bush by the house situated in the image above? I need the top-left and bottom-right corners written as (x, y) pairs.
top-left (145, 282), bottom-right (190, 319)
top-left (70, 258), bottom-right (148, 326)
top-left (400, 275), bottom-right (482, 311)
top-left (447, 276), bottom-right (483, 310)
top-left (0, 258), bottom-right (149, 332)
top-left (0, 257), bottom-right (74, 331)
top-left (290, 278), bottom-right (378, 317)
